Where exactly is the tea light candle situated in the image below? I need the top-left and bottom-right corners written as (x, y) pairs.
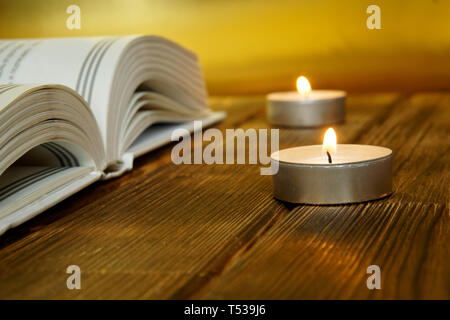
top-left (271, 128), bottom-right (392, 204)
top-left (267, 76), bottom-right (346, 127)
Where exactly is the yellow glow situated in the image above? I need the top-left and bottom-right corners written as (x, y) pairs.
top-left (296, 76), bottom-right (311, 96)
top-left (1, 1), bottom-right (450, 94)
top-left (322, 128), bottom-right (337, 154)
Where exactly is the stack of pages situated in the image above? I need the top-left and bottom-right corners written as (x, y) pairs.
top-left (0, 35), bottom-right (225, 234)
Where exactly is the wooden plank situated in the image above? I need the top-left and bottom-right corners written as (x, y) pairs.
top-left (0, 93), bottom-right (447, 299)
top-left (193, 93), bottom-right (450, 299)
top-left (0, 95), bottom-right (278, 299)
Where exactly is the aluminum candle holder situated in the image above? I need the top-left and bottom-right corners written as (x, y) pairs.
top-left (266, 76), bottom-right (346, 127)
top-left (270, 144), bottom-right (393, 205)
top-left (267, 90), bottom-right (346, 127)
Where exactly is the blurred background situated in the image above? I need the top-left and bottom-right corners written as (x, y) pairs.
top-left (0, 0), bottom-right (449, 95)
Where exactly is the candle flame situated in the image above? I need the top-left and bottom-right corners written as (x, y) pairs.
top-left (322, 127), bottom-right (337, 154)
top-left (296, 76), bottom-right (311, 96)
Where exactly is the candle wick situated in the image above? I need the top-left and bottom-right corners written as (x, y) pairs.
top-left (326, 150), bottom-right (332, 164)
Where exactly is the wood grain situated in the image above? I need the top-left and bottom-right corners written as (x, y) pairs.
top-left (0, 93), bottom-right (448, 299)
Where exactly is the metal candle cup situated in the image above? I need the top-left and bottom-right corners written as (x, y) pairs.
top-left (271, 144), bottom-right (392, 205)
top-left (267, 90), bottom-right (346, 127)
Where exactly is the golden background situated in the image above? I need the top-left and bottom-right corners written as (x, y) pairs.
top-left (0, 0), bottom-right (449, 94)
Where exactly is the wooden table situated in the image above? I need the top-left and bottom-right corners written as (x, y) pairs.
top-left (0, 93), bottom-right (448, 299)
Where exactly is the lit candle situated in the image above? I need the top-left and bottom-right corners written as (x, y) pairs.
top-left (270, 128), bottom-right (392, 204)
top-left (266, 76), bottom-right (346, 127)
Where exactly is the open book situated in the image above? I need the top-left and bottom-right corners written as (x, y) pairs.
top-left (0, 36), bottom-right (225, 234)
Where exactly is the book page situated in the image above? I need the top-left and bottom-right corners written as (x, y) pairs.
top-left (0, 37), bottom-right (133, 147)
top-left (0, 167), bottom-right (101, 235)
top-left (0, 84), bottom-right (107, 174)
top-left (0, 36), bottom-right (221, 168)
top-left (0, 166), bottom-right (94, 219)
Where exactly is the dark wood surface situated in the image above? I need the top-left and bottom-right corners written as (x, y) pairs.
top-left (0, 93), bottom-right (448, 299)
